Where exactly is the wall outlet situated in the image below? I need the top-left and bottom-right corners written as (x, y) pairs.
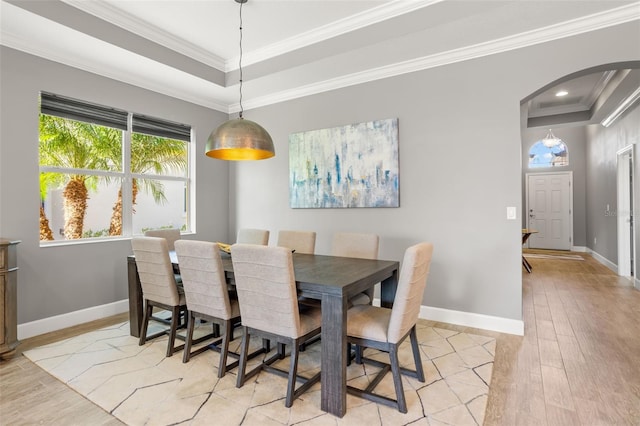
top-left (594, 237), bottom-right (597, 245)
top-left (506, 207), bottom-right (517, 220)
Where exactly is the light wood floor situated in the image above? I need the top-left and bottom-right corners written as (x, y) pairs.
top-left (1, 252), bottom-right (638, 425)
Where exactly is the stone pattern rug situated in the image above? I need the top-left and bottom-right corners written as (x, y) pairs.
top-left (23, 319), bottom-right (495, 425)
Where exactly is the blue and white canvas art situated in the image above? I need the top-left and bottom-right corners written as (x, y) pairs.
top-left (289, 118), bottom-right (399, 208)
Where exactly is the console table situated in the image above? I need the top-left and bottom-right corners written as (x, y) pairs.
top-left (0, 239), bottom-right (20, 359)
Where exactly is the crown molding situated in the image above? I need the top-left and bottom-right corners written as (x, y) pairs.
top-left (62, 0), bottom-right (226, 71)
top-left (63, 0), bottom-right (442, 73)
top-left (3, 1), bottom-right (638, 115)
top-left (235, 3), bottom-right (640, 112)
top-left (0, 29), bottom-right (229, 113)
top-left (229, 0), bottom-right (444, 70)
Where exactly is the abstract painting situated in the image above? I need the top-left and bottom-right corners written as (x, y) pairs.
top-left (289, 118), bottom-right (399, 208)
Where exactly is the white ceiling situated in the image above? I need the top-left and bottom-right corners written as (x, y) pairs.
top-left (1, 0), bottom-right (639, 119)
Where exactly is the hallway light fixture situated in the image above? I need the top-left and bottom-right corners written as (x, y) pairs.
top-left (541, 129), bottom-right (561, 148)
top-left (205, 0), bottom-right (275, 161)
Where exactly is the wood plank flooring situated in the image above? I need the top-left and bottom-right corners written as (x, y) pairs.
top-left (1, 252), bottom-right (639, 425)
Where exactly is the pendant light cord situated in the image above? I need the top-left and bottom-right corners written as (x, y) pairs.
top-left (238, 0), bottom-right (244, 119)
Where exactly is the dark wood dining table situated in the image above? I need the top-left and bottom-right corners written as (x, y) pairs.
top-left (522, 228), bottom-right (538, 273)
top-left (127, 251), bottom-right (400, 418)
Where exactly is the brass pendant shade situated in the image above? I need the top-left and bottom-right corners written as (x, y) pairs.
top-left (205, 0), bottom-right (275, 161)
top-left (206, 118), bottom-right (275, 161)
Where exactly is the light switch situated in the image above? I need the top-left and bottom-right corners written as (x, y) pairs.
top-left (507, 207), bottom-right (517, 220)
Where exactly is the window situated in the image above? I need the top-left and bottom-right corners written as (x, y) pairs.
top-left (39, 92), bottom-right (192, 243)
top-left (528, 139), bottom-right (568, 168)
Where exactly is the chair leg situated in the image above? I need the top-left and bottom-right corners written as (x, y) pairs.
top-left (217, 320), bottom-right (232, 378)
top-left (236, 327), bottom-right (251, 388)
top-left (355, 344), bottom-right (364, 364)
top-left (389, 344), bottom-right (407, 414)
top-left (409, 326), bottom-right (425, 382)
top-left (285, 343), bottom-right (299, 408)
top-left (139, 302), bottom-right (152, 346)
top-left (182, 311), bottom-right (196, 363)
top-left (166, 306), bottom-right (181, 357)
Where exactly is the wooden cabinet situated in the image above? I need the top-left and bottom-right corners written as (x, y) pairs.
top-left (0, 239), bottom-right (20, 359)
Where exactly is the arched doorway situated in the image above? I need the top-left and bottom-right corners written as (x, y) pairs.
top-left (520, 61), bottom-right (639, 279)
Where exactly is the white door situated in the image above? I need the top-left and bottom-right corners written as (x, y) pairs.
top-left (526, 172), bottom-right (572, 250)
top-left (617, 146), bottom-right (635, 278)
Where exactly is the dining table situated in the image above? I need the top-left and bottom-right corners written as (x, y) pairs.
top-left (127, 250), bottom-right (400, 418)
top-left (522, 228), bottom-right (538, 273)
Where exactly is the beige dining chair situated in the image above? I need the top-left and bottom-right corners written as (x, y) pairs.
top-left (231, 244), bottom-right (322, 408)
top-left (332, 232), bottom-right (380, 306)
top-left (144, 228), bottom-right (181, 251)
top-left (174, 240), bottom-right (243, 376)
top-left (236, 228), bottom-right (270, 245)
top-left (131, 236), bottom-right (187, 357)
top-left (145, 228), bottom-right (182, 281)
top-left (346, 242), bottom-right (433, 413)
top-left (277, 230), bottom-right (316, 254)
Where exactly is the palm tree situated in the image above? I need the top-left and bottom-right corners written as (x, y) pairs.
top-left (38, 171), bottom-right (63, 241)
top-left (39, 115), bottom-right (187, 240)
top-left (108, 133), bottom-right (187, 236)
top-left (39, 115), bottom-right (112, 240)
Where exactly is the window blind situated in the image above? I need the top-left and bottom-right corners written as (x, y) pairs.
top-left (132, 114), bottom-right (191, 142)
top-left (40, 92), bottom-right (128, 130)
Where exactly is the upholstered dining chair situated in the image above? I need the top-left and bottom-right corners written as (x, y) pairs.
top-left (332, 232), bottom-right (380, 306)
top-left (174, 240), bottom-right (244, 376)
top-left (345, 242), bottom-right (434, 413)
top-left (231, 244), bottom-right (322, 408)
top-left (236, 228), bottom-right (270, 245)
top-left (131, 236), bottom-right (187, 357)
top-left (145, 228), bottom-right (182, 280)
top-left (277, 230), bottom-right (316, 254)
top-left (144, 228), bottom-right (181, 251)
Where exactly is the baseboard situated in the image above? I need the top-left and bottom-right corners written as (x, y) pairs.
top-left (571, 245), bottom-right (587, 252)
top-left (588, 249), bottom-right (618, 273)
top-left (17, 299), bottom-right (129, 340)
top-left (373, 298), bottom-right (523, 336)
top-left (419, 305), bottom-right (524, 336)
top-left (21, 297), bottom-right (530, 340)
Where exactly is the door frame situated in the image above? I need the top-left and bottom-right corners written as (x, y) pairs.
top-left (525, 171), bottom-right (574, 250)
top-left (616, 144), bottom-right (635, 280)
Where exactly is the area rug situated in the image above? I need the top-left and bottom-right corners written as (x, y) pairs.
top-left (23, 319), bottom-right (495, 426)
top-left (523, 252), bottom-right (584, 261)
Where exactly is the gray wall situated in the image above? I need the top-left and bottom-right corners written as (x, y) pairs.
top-left (521, 127), bottom-right (588, 247)
top-left (1, 21), bottom-right (638, 331)
top-left (230, 22), bottom-right (640, 322)
top-left (0, 47), bottom-right (229, 324)
top-left (585, 104), bottom-right (640, 268)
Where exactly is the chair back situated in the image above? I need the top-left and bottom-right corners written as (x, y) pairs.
top-left (331, 232), bottom-right (379, 259)
top-left (132, 236), bottom-right (181, 306)
top-left (174, 240), bottom-right (233, 320)
top-left (277, 230), bottom-right (316, 254)
top-left (231, 244), bottom-right (301, 338)
top-left (144, 228), bottom-right (181, 251)
top-left (237, 228), bottom-right (270, 245)
top-left (387, 243), bottom-right (434, 343)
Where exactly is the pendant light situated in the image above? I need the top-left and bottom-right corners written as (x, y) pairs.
top-left (541, 129), bottom-right (561, 148)
top-left (205, 0), bottom-right (275, 161)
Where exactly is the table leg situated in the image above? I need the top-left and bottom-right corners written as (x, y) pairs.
top-left (380, 268), bottom-right (399, 308)
top-left (522, 256), bottom-right (532, 273)
top-left (320, 293), bottom-right (347, 417)
top-left (127, 257), bottom-right (142, 337)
